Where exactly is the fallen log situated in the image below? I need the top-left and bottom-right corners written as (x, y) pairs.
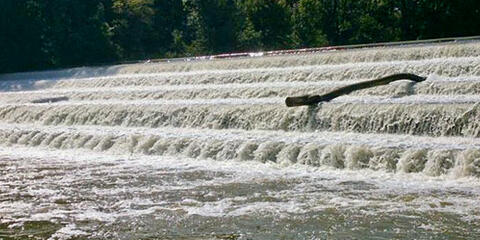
top-left (31, 96), bottom-right (69, 104)
top-left (285, 73), bottom-right (426, 107)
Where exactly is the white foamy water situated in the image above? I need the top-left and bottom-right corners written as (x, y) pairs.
top-left (0, 40), bottom-right (480, 239)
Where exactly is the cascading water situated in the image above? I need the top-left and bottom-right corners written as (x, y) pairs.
top-left (1, 41), bottom-right (480, 239)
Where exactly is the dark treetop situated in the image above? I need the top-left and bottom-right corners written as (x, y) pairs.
top-left (1, 0), bottom-right (480, 74)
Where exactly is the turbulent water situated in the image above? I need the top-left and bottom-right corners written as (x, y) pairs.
top-left (1, 42), bottom-right (480, 239)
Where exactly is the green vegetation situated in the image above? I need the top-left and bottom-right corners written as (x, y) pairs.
top-left (1, 0), bottom-right (480, 73)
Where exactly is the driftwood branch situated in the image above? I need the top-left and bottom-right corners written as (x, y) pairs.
top-left (285, 73), bottom-right (426, 107)
top-left (31, 96), bottom-right (69, 104)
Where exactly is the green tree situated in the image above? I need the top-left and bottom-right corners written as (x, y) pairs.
top-left (416, 0), bottom-right (480, 39)
top-left (292, 0), bottom-right (328, 48)
top-left (349, 0), bottom-right (400, 44)
top-left (2, 0), bottom-right (480, 74)
top-left (313, 0), bottom-right (400, 45)
top-left (396, 0), bottom-right (480, 40)
top-left (237, 18), bottom-right (263, 51)
top-left (240, 0), bottom-right (294, 50)
top-left (111, 0), bottom-right (155, 59)
top-left (184, 0), bottom-right (240, 55)
top-left (0, 0), bottom-right (49, 73)
top-left (151, 0), bottom-right (186, 57)
top-left (41, 0), bottom-right (118, 66)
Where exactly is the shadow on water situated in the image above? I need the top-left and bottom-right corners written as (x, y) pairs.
top-left (306, 104), bottom-right (319, 131)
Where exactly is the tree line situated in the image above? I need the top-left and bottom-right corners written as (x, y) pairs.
top-left (1, 0), bottom-right (480, 74)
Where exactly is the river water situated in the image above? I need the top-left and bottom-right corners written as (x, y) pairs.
top-left (0, 41), bottom-right (479, 239)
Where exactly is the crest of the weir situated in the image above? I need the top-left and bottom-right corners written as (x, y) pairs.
top-left (1, 40), bottom-right (480, 177)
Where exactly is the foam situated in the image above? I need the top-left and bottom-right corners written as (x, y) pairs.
top-left (0, 145), bottom-right (479, 239)
top-left (1, 41), bottom-right (480, 238)
top-left (1, 123), bottom-right (479, 176)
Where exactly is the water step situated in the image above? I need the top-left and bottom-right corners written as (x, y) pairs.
top-left (4, 77), bottom-right (480, 103)
top-left (43, 57), bottom-right (480, 90)
top-left (0, 100), bottom-right (478, 137)
top-left (1, 123), bottom-right (479, 177)
top-left (77, 42), bottom-right (480, 75)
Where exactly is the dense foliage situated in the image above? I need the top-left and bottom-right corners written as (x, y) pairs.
top-left (1, 0), bottom-right (480, 73)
